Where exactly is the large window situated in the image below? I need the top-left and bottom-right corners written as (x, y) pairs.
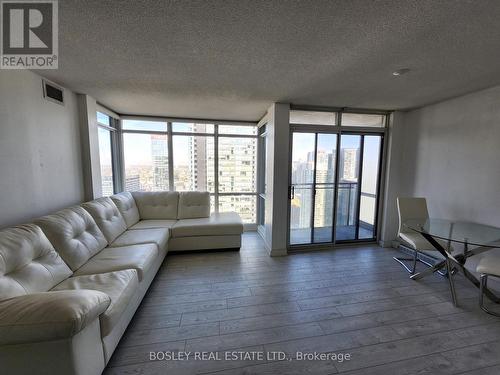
top-left (218, 127), bottom-right (257, 223)
top-left (122, 119), bottom-right (258, 223)
top-left (97, 111), bottom-right (118, 196)
top-left (123, 132), bottom-right (169, 191)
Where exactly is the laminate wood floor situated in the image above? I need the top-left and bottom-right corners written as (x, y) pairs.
top-left (104, 233), bottom-right (500, 375)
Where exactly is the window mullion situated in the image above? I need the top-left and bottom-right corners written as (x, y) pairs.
top-left (214, 124), bottom-right (219, 214)
top-left (167, 122), bottom-right (174, 191)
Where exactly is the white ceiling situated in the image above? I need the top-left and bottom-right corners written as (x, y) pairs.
top-left (39, 0), bottom-right (500, 121)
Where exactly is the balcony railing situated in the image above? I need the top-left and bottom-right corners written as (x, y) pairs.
top-left (290, 181), bottom-right (374, 230)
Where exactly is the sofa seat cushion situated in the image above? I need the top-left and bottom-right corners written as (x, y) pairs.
top-left (0, 224), bottom-right (72, 300)
top-left (52, 270), bottom-right (139, 337)
top-left (34, 206), bottom-right (108, 271)
top-left (132, 191), bottom-right (179, 220)
top-left (111, 192), bottom-right (140, 228)
top-left (0, 290), bottom-right (110, 344)
top-left (82, 198), bottom-right (127, 243)
top-left (110, 228), bottom-right (169, 252)
top-left (171, 212), bottom-right (243, 238)
top-left (129, 220), bottom-right (177, 230)
top-left (73, 244), bottom-right (158, 281)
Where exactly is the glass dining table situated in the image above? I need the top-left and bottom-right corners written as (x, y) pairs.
top-left (404, 218), bottom-right (500, 306)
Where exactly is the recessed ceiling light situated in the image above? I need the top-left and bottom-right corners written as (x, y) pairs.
top-left (393, 68), bottom-right (411, 76)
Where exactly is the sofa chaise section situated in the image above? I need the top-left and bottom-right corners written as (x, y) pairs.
top-left (170, 191), bottom-right (243, 251)
top-left (112, 190), bottom-right (244, 251)
top-left (170, 212), bottom-right (243, 251)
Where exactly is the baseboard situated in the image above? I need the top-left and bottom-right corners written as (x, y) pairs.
top-left (257, 227), bottom-right (277, 256)
top-left (383, 239), bottom-right (406, 249)
top-left (378, 239), bottom-right (394, 248)
top-left (269, 247), bottom-right (287, 257)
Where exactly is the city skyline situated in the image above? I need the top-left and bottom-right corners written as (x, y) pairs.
top-left (120, 124), bottom-right (258, 223)
top-left (290, 134), bottom-right (381, 243)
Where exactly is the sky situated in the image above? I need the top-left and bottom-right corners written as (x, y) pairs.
top-left (120, 121), bottom-right (255, 166)
top-left (292, 133), bottom-right (363, 162)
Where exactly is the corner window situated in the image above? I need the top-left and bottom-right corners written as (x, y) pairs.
top-left (121, 119), bottom-right (259, 223)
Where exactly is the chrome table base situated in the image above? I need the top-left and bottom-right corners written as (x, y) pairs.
top-left (396, 234), bottom-right (500, 308)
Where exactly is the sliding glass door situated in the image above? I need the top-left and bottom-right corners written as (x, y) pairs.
top-left (289, 132), bottom-right (315, 245)
top-left (313, 134), bottom-right (337, 243)
top-left (289, 130), bottom-right (383, 247)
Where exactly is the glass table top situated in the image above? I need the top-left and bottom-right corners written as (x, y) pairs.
top-left (404, 218), bottom-right (500, 248)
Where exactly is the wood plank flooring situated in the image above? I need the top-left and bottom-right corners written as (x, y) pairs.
top-left (104, 233), bottom-right (500, 375)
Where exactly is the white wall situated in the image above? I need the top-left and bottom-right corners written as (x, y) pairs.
top-left (0, 70), bottom-right (85, 228)
top-left (382, 85), bottom-right (500, 243)
top-left (379, 112), bottom-right (409, 246)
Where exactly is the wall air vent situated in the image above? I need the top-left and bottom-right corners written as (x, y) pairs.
top-left (42, 79), bottom-right (64, 105)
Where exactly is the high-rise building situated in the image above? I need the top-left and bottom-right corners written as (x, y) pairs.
top-left (291, 147), bottom-right (342, 233)
top-left (340, 148), bottom-right (359, 181)
top-left (125, 175), bottom-right (141, 191)
top-left (101, 175), bottom-right (114, 197)
top-left (217, 137), bottom-right (257, 222)
top-left (187, 130), bottom-right (214, 192)
top-left (151, 134), bottom-right (169, 190)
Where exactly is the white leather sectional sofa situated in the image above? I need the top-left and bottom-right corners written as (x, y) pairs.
top-left (0, 191), bottom-right (243, 375)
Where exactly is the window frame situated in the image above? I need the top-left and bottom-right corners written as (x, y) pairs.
top-left (257, 124), bottom-right (267, 229)
top-left (289, 105), bottom-right (389, 133)
top-left (119, 116), bottom-right (259, 225)
top-left (96, 110), bottom-right (121, 196)
top-left (287, 105), bottom-right (390, 247)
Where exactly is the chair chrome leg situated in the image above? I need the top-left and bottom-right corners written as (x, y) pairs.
top-left (410, 260), bottom-right (446, 280)
top-left (393, 251), bottom-right (418, 274)
top-left (418, 257), bottom-right (448, 277)
top-left (446, 259), bottom-right (458, 306)
top-left (479, 274), bottom-right (500, 317)
top-left (394, 246), bottom-right (448, 279)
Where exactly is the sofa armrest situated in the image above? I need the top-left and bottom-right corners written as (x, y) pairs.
top-left (0, 290), bottom-right (110, 345)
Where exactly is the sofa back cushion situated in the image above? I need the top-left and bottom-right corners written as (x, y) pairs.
top-left (132, 191), bottom-right (179, 219)
top-left (178, 191), bottom-right (210, 219)
top-left (34, 206), bottom-right (108, 271)
top-left (111, 192), bottom-right (140, 228)
top-left (0, 224), bottom-right (72, 300)
top-left (82, 198), bottom-right (127, 243)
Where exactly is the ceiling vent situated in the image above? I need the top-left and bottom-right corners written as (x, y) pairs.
top-left (42, 79), bottom-right (64, 105)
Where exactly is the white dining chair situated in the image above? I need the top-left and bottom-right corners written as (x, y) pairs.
top-left (476, 253), bottom-right (500, 316)
top-left (394, 197), bottom-right (448, 277)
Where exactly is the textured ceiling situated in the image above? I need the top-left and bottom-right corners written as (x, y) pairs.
top-left (38, 0), bottom-right (500, 121)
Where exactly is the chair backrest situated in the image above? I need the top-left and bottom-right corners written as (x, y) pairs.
top-left (397, 197), bottom-right (429, 235)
